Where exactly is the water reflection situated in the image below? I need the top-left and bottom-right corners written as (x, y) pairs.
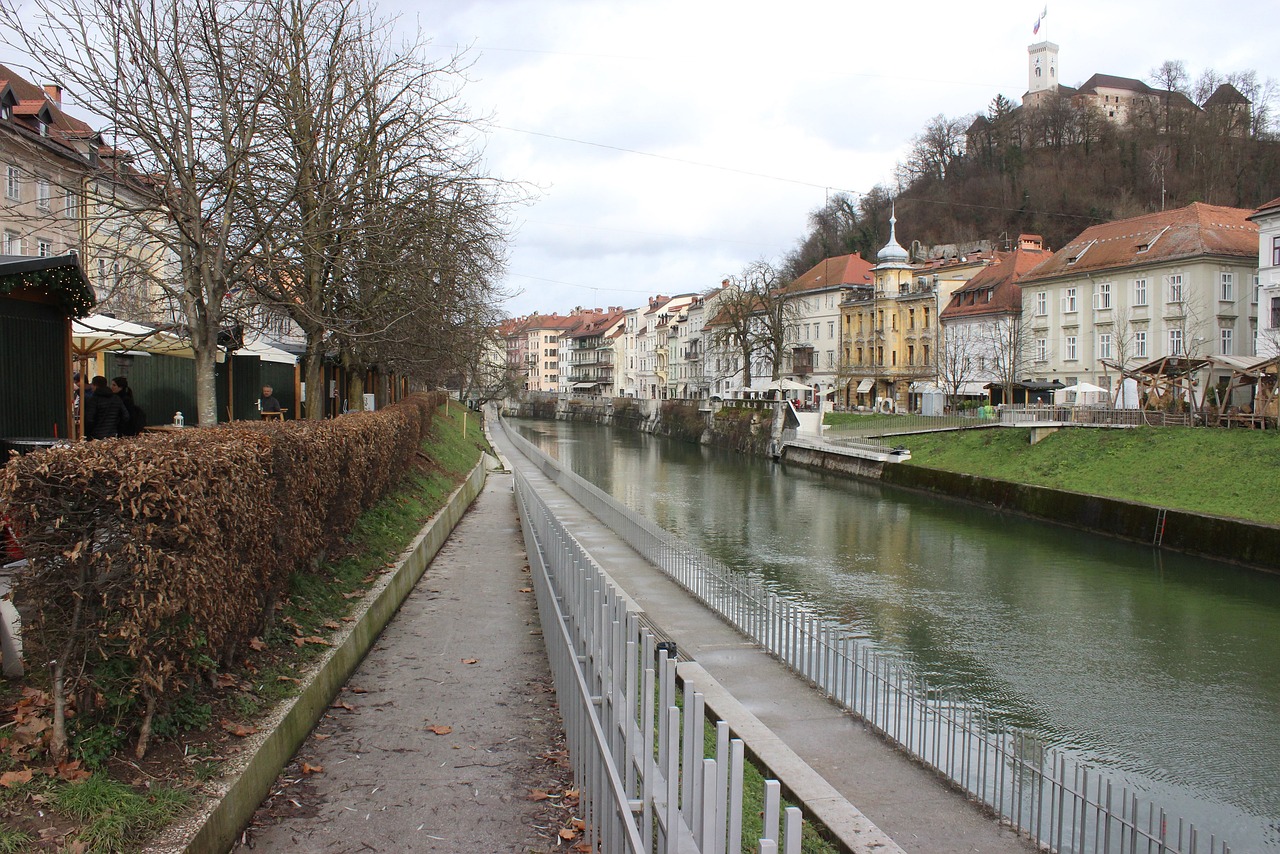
top-left (513, 418), bottom-right (1280, 850)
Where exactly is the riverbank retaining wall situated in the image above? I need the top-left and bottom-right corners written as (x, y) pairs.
top-left (504, 399), bottom-right (1280, 572)
top-left (880, 465), bottom-right (1280, 573)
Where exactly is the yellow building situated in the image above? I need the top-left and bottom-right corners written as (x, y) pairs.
top-left (840, 210), bottom-right (989, 411)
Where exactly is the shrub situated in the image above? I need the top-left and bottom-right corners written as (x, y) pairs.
top-left (0, 392), bottom-right (445, 763)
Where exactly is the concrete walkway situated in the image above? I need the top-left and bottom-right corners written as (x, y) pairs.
top-left (233, 472), bottom-right (569, 853)
top-left (490, 423), bottom-right (1036, 854)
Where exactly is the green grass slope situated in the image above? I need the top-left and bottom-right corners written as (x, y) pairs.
top-left (895, 426), bottom-right (1279, 525)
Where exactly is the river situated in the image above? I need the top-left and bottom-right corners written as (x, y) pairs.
top-left (512, 417), bottom-right (1280, 852)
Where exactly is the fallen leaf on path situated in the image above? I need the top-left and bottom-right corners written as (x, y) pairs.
top-left (0, 768), bottom-right (33, 787)
top-left (56, 760), bottom-right (91, 783)
top-left (349, 687), bottom-right (368, 694)
top-left (425, 725), bottom-right (452, 735)
top-left (215, 673), bottom-right (237, 688)
top-left (322, 620), bottom-right (342, 630)
top-left (314, 733), bottom-right (331, 741)
top-left (518, 588), bottom-right (532, 593)
top-left (342, 592), bottom-right (363, 600)
top-left (331, 701), bottom-right (355, 711)
top-left (221, 720), bottom-right (259, 738)
top-left (461, 658), bottom-right (479, 665)
top-left (529, 789), bottom-right (554, 801)
top-left (276, 675), bottom-right (300, 683)
top-left (559, 828), bottom-right (578, 840)
top-left (295, 636), bottom-right (332, 647)
top-left (301, 763), bottom-right (324, 775)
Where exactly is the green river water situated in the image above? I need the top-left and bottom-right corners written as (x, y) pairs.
top-left (513, 418), bottom-right (1280, 852)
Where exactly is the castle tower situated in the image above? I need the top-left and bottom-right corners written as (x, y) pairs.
top-left (1027, 41), bottom-right (1059, 96)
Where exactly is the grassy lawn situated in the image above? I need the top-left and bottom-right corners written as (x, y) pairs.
top-left (894, 425), bottom-right (1280, 524)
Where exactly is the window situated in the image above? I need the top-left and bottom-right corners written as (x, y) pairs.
top-left (1063, 287), bottom-right (1078, 313)
top-left (1168, 328), bottom-right (1184, 355)
top-left (1168, 274), bottom-right (1184, 304)
top-left (1135, 331), bottom-right (1148, 358)
top-left (1134, 278), bottom-right (1148, 306)
top-left (1254, 275), bottom-right (1261, 304)
top-left (1220, 327), bottom-right (1233, 356)
top-left (35, 178), bottom-right (50, 210)
top-left (64, 190), bottom-right (78, 219)
top-left (3, 230), bottom-right (20, 255)
top-left (1035, 291), bottom-right (1047, 316)
top-left (1272, 236), bottom-right (1280, 267)
top-left (828, 321), bottom-right (834, 339)
top-left (1098, 333), bottom-right (1113, 360)
top-left (1220, 272), bottom-right (1234, 302)
top-left (36, 238), bottom-right (51, 257)
top-left (1094, 282), bottom-right (1112, 309)
top-left (1064, 335), bottom-right (1078, 361)
top-left (1035, 338), bottom-right (1047, 362)
top-left (1272, 297), bottom-right (1280, 329)
top-left (5, 165), bottom-right (18, 200)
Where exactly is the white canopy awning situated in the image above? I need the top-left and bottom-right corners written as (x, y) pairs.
top-left (240, 337), bottom-right (298, 365)
top-left (855, 379), bottom-right (874, 394)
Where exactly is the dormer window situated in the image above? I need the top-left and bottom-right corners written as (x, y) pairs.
top-left (0, 104), bottom-right (9, 120)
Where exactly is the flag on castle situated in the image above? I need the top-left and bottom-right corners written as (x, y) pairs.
top-left (1033, 5), bottom-right (1047, 34)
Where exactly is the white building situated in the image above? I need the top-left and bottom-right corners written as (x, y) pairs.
top-left (1249, 197), bottom-right (1280, 358)
top-left (1016, 203), bottom-right (1258, 392)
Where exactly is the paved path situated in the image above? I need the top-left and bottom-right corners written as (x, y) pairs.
top-left (234, 472), bottom-right (569, 853)
top-left (491, 421), bottom-right (1036, 854)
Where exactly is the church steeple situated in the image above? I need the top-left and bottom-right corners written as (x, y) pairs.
top-left (877, 203), bottom-right (909, 264)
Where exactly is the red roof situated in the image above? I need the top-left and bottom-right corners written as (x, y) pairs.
top-left (1019, 203), bottom-right (1256, 282)
top-left (787, 253), bottom-right (873, 293)
top-left (941, 238), bottom-right (1050, 321)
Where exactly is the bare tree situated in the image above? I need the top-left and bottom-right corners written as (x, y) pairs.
top-left (2, 0), bottom-right (296, 426)
top-left (936, 324), bottom-right (981, 412)
top-left (1150, 59), bottom-right (1190, 135)
top-left (986, 315), bottom-right (1036, 406)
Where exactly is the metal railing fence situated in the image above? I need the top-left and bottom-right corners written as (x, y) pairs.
top-left (500, 416), bottom-right (1231, 854)
top-left (1000, 406), bottom-right (1197, 427)
top-left (513, 457), bottom-right (805, 853)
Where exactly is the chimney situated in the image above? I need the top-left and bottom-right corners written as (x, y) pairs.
top-left (43, 84), bottom-right (62, 106)
top-left (1018, 234), bottom-right (1044, 251)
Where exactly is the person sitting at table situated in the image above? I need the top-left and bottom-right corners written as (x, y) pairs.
top-left (260, 385), bottom-right (283, 419)
top-left (84, 375), bottom-right (129, 439)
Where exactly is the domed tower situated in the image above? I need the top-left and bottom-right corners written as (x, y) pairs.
top-left (877, 205), bottom-right (910, 266)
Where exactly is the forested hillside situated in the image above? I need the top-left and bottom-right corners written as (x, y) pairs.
top-left (783, 76), bottom-right (1280, 277)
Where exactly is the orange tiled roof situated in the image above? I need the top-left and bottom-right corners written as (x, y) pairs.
top-left (786, 253), bottom-right (874, 293)
top-left (941, 239), bottom-right (1050, 321)
top-left (1019, 203), bottom-right (1256, 282)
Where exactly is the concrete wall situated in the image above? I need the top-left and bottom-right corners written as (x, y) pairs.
top-left (881, 465), bottom-right (1280, 573)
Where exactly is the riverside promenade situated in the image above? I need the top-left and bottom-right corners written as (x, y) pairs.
top-left (236, 419), bottom-right (1035, 853)
top-left (488, 422), bottom-right (1034, 854)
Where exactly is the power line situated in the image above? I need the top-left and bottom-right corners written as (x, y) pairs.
top-left (492, 125), bottom-right (859, 195)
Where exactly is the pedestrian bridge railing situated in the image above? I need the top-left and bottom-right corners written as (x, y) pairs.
top-left (509, 433), bottom-right (805, 853)
top-left (500, 416), bottom-right (1231, 854)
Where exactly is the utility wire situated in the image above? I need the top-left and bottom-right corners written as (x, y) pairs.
top-left (493, 125), bottom-right (857, 194)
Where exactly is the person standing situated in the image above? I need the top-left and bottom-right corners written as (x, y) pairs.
top-left (84, 375), bottom-right (129, 439)
top-left (111, 376), bottom-right (145, 436)
top-left (260, 385), bottom-right (283, 418)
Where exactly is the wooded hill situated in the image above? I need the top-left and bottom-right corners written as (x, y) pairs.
top-left (783, 90), bottom-right (1280, 277)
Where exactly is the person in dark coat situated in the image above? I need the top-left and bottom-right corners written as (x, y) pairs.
top-left (84, 375), bottom-right (129, 439)
top-left (111, 376), bottom-right (145, 436)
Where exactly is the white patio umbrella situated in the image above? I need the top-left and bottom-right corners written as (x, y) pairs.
top-left (1054, 382), bottom-right (1109, 405)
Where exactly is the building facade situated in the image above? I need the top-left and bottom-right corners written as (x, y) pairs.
top-left (1016, 203), bottom-right (1258, 392)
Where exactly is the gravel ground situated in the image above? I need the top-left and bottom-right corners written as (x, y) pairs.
top-left (233, 472), bottom-right (576, 853)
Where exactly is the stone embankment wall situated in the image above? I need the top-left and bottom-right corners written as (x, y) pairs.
top-left (502, 397), bottom-right (1280, 572)
top-left (880, 465), bottom-right (1280, 573)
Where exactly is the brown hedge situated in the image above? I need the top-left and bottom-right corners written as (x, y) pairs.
top-left (0, 391), bottom-right (446, 760)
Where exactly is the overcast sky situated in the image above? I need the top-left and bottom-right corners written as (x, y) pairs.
top-left (395, 0), bottom-right (1280, 318)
